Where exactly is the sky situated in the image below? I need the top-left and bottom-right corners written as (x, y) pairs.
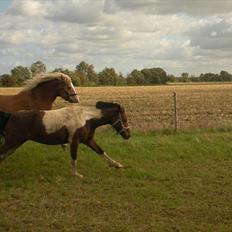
top-left (0, 0), bottom-right (232, 76)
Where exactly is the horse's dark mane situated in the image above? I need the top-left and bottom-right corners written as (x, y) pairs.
top-left (96, 101), bottom-right (120, 110)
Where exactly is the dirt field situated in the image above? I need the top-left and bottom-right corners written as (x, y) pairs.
top-left (1, 84), bottom-right (232, 130)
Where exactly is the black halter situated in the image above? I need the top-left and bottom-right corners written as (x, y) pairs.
top-left (112, 114), bottom-right (130, 135)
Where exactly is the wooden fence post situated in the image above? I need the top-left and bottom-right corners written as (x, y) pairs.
top-left (173, 92), bottom-right (178, 132)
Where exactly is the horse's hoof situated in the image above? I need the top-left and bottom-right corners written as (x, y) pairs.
top-left (61, 144), bottom-right (68, 150)
top-left (109, 162), bottom-right (124, 169)
top-left (73, 172), bottom-right (84, 178)
top-left (115, 164), bottom-right (124, 169)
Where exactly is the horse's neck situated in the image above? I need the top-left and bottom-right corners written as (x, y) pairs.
top-left (0, 91), bottom-right (31, 112)
top-left (92, 110), bottom-right (115, 129)
top-left (29, 83), bottom-right (58, 110)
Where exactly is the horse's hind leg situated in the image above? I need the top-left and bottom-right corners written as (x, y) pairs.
top-left (0, 140), bottom-right (25, 163)
top-left (0, 145), bottom-right (14, 163)
top-left (61, 144), bottom-right (68, 150)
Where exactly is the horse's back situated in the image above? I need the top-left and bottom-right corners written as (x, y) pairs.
top-left (0, 95), bottom-right (15, 112)
top-left (5, 110), bottom-right (42, 136)
top-left (0, 93), bottom-right (29, 112)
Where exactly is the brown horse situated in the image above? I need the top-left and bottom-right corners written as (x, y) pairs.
top-left (0, 72), bottom-right (79, 112)
top-left (0, 102), bottom-right (130, 178)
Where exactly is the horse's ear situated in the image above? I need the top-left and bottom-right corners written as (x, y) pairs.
top-left (113, 103), bottom-right (121, 112)
top-left (119, 105), bottom-right (125, 114)
top-left (96, 101), bottom-right (105, 109)
top-left (96, 101), bottom-right (119, 109)
top-left (119, 105), bottom-right (124, 111)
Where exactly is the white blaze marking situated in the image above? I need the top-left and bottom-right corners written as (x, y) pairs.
top-left (70, 82), bottom-right (77, 94)
top-left (42, 106), bottom-right (101, 142)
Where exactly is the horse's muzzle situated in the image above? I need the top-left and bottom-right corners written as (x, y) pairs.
top-left (124, 134), bottom-right (131, 140)
top-left (121, 131), bottom-right (131, 140)
top-left (68, 94), bottom-right (79, 103)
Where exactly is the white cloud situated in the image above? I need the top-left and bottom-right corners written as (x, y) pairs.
top-left (44, 0), bottom-right (104, 24)
top-left (187, 16), bottom-right (232, 50)
top-left (7, 0), bottom-right (44, 17)
top-left (113, 0), bottom-right (232, 16)
top-left (0, 0), bottom-right (232, 76)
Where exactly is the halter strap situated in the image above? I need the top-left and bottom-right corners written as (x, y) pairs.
top-left (112, 115), bottom-right (130, 135)
top-left (112, 118), bottom-right (121, 127)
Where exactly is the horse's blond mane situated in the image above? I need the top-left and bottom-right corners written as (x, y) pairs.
top-left (23, 72), bottom-right (71, 91)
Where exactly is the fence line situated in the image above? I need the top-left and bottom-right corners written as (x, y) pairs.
top-left (173, 92), bottom-right (178, 132)
top-left (50, 91), bottom-right (232, 131)
top-left (2, 86), bottom-right (232, 131)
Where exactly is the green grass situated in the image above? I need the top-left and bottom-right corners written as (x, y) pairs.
top-left (1, 130), bottom-right (232, 232)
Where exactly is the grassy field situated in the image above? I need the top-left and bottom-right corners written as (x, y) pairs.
top-left (1, 84), bottom-right (232, 130)
top-left (1, 85), bottom-right (232, 231)
top-left (1, 130), bottom-right (232, 232)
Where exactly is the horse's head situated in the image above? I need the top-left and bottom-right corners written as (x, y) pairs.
top-left (96, 101), bottom-right (131, 140)
top-left (57, 74), bottom-right (79, 103)
top-left (112, 105), bottom-right (131, 140)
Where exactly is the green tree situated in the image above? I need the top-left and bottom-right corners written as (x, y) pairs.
top-left (199, 73), bottom-right (220, 82)
top-left (179, 72), bottom-right (190, 82)
top-left (88, 64), bottom-right (98, 85)
top-left (220, 70), bottom-right (232, 81)
top-left (0, 74), bottom-right (17, 87)
top-left (76, 61), bottom-right (98, 86)
top-left (154, 67), bottom-right (167, 84)
top-left (98, 67), bottom-right (122, 86)
top-left (11, 66), bottom-right (31, 85)
top-left (118, 72), bottom-right (126, 85)
top-left (189, 75), bottom-right (200, 82)
top-left (141, 68), bottom-right (158, 84)
top-left (140, 67), bottom-right (167, 84)
top-left (31, 61), bottom-right (46, 77)
top-left (52, 68), bottom-right (80, 86)
top-left (76, 61), bottom-right (89, 76)
top-left (127, 69), bottom-right (145, 85)
top-left (166, 74), bottom-right (176, 82)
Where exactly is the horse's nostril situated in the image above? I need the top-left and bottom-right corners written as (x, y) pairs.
top-left (69, 96), bottom-right (79, 103)
top-left (123, 134), bottom-right (130, 140)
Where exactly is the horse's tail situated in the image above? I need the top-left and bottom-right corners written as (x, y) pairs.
top-left (0, 111), bottom-right (11, 135)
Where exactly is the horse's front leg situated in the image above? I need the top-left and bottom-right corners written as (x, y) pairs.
top-left (84, 139), bottom-right (124, 168)
top-left (70, 139), bottom-right (83, 178)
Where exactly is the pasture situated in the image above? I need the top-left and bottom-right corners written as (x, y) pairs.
top-left (1, 85), bottom-right (232, 231)
top-left (1, 130), bottom-right (232, 231)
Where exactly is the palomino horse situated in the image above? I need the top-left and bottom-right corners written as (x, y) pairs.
top-left (0, 102), bottom-right (130, 178)
top-left (0, 72), bottom-right (79, 112)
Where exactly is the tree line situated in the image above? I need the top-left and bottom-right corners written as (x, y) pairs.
top-left (0, 60), bottom-right (232, 87)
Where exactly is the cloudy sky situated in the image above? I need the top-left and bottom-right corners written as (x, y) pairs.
top-left (0, 0), bottom-right (232, 76)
